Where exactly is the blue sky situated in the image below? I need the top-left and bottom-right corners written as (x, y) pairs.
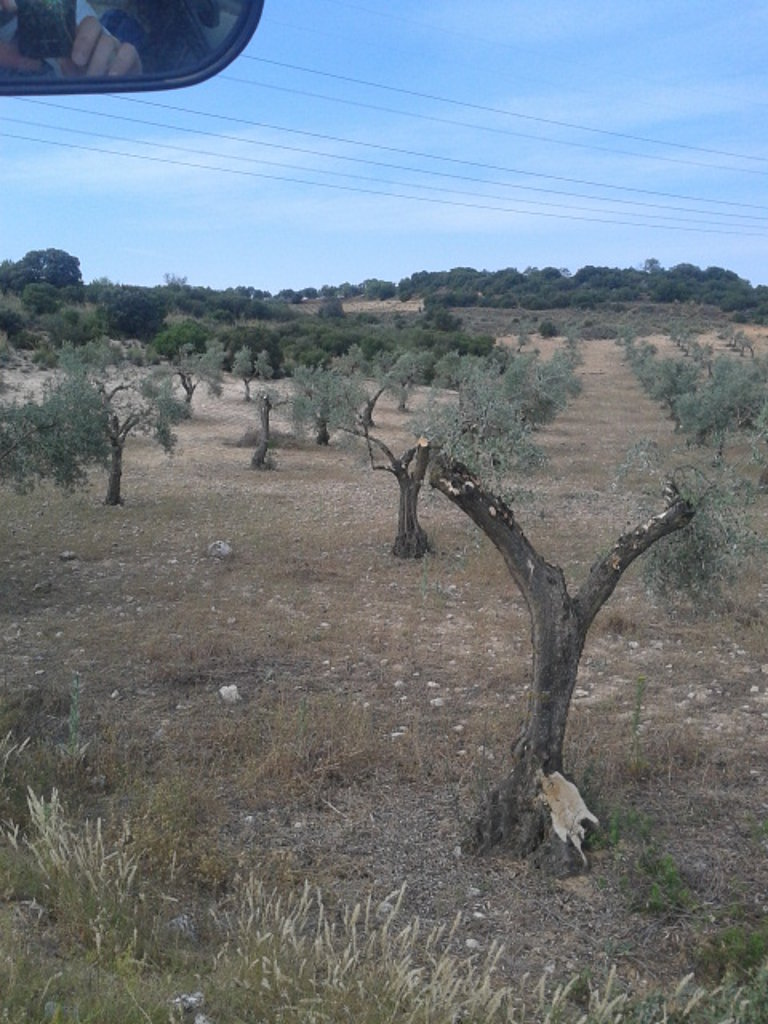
top-left (2, 1), bottom-right (766, 293)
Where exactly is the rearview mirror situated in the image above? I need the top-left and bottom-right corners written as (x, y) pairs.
top-left (0, 0), bottom-right (264, 94)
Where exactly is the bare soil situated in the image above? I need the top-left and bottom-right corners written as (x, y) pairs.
top-left (1, 321), bottom-right (767, 997)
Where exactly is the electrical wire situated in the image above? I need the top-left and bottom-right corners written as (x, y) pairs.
top-left (12, 98), bottom-right (766, 224)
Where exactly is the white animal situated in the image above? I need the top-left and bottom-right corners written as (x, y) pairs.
top-left (538, 770), bottom-right (599, 864)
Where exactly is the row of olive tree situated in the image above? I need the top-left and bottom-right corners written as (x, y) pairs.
top-left (620, 331), bottom-right (768, 461)
top-left (1, 329), bottom-right (758, 872)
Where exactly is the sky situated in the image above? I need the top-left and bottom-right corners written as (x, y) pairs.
top-left (2, 1), bottom-right (767, 293)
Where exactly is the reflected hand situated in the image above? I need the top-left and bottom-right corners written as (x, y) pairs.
top-left (62, 15), bottom-right (141, 77)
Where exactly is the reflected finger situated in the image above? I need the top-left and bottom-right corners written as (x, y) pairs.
top-left (108, 42), bottom-right (141, 76)
top-left (83, 31), bottom-right (119, 75)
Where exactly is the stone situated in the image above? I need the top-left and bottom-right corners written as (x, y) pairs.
top-left (207, 540), bottom-right (232, 559)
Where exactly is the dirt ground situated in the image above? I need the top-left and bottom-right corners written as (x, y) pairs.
top-left (1, 323), bottom-right (767, 997)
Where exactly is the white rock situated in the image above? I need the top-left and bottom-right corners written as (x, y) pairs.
top-left (219, 685), bottom-right (241, 704)
top-left (207, 540), bottom-right (232, 558)
top-left (171, 992), bottom-right (204, 1011)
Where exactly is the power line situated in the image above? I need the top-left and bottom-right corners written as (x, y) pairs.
top-left (4, 112), bottom-right (762, 230)
top-left (15, 98), bottom-right (766, 224)
top-left (242, 57), bottom-right (768, 169)
top-left (2, 129), bottom-right (762, 237)
top-left (108, 94), bottom-right (768, 214)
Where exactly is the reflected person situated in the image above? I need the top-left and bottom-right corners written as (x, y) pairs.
top-left (0, 0), bottom-right (141, 77)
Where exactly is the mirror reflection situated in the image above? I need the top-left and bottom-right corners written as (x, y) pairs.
top-left (0, 0), bottom-right (253, 83)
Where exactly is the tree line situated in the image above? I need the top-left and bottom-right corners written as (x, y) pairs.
top-left (2, 250), bottom-right (766, 329)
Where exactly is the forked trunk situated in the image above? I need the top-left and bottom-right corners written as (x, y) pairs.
top-left (430, 456), bottom-right (695, 870)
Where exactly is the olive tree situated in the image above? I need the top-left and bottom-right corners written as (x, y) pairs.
top-left (0, 368), bottom-right (107, 491)
top-left (383, 350), bottom-right (431, 412)
top-left (232, 346), bottom-right (273, 403)
top-left (169, 341), bottom-right (225, 406)
top-left (291, 366), bottom-right (364, 447)
top-left (675, 355), bottom-right (767, 457)
top-left (58, 344), bottom-right (187, 506)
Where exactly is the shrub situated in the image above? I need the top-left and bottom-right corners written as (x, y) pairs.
top-left (539, 319), bottom-right (559, 337)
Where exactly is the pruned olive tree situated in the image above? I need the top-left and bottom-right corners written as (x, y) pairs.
top-left (422, 349), bottom-right (699, 871)
top-left (250, 388), bottom-right (281, 469)
top-left (363, 430), bottom-right (432, 559)
top-left (430, 458), bottom-right (694, 867)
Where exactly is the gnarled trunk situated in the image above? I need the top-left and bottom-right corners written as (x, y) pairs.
top-left (430, 457), bottom-right (695, 869)
top-left (392, 470), bottom-right (430, 558)
top-left (391, 439), bottom-right (431, 559)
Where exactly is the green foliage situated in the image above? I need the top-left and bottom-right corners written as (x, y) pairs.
top-left (0, 302), bottom-right (27, 339)
top-left (397, 261), bottom-right (764, 319)
top-left (40, 305), bottom-right (105, 348)
top-left (539, 319), bottom-right (559, 337)
top-left (57, 342), bottom-right (187, 502)
top-left (643, 357), bottom-right (701, 424)
top-left (0, 248), bottom-right (82, 292)
top-left (382, 348), bottom-right (432, 410)
top-left (424, 349), bottom-right (579, 488)
top-left (698, 919), bottom-right (768, 981)
top-left (169, 340), bottom-right (225, 404)
top-left (291, 365), bottom-right (366, 443)
top-left (0, 365), bottom-right (108, 490)
top-left (232, 345), bottom-right (273, 401)
top-left (153, 319), bottom-right (209, 358)
top-left (317, 295), bottom-right (345, 319)
top-left (21, 282), bottom-right (60, 315)
top-left (676, 356), bottom-right (767, 448)
top-left (642, 468), bottom-right (762, 608)
top-left (632, 847), bottom-right (693, 916)
top-left (102, 286), bottom-right (168, 341)
top-left (362, 277), bottom-right (397, 300)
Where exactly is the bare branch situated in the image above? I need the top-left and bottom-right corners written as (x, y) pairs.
top-left (575, 491), bottom-right (695, 630)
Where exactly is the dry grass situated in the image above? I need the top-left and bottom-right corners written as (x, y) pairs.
top-left (1, 313), bottom-right (768, 1017)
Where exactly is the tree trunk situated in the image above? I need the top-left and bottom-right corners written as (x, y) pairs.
top-left (392, 471), bottom-right (430, 558)
top-left (178, 371), bottom-right (196, 404)
top-left (315, 417), bottom-right (330, 446)
top-left (391, 439), bottom-right (431, 559)
top-left (430, 457), bottom-right (695, 867)
top-left (251, 393), bottom-right (272, 469)
top-left (360, 386), bottom-right (385, 431)
top-left (105, 441), bottom-right (123, 505)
